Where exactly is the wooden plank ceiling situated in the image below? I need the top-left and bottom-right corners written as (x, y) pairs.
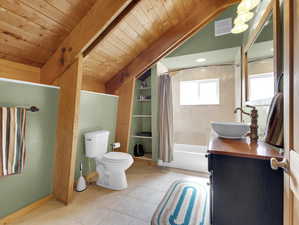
top-left (83, 0), bottom-right (198, 83)
top-left (0, 0), bottom-right (212, 86)
top-left (0, 0), bottom-right (96, 67)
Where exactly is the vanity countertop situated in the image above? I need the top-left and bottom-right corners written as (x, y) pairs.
top-left (208, 134), bottom-right (284, 160)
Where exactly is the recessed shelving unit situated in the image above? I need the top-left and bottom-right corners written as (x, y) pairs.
top-left (129, 69), bottom-right (156, 162)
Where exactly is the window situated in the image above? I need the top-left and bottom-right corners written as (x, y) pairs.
top-left (249, 73), bottom-right (274, 101)
top-left (180, 79), bottom-right (220, 105)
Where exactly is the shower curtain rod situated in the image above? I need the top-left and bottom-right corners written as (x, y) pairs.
top-left (161, 55), bottom-right (274, 75)
top-left (164, 63), bottom-right (235, 75)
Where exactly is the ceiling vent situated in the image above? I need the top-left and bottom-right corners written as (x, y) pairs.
top-left (214, 18), bottom-right (232, 36)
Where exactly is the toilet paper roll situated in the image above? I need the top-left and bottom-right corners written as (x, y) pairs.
top-left (112, 142), bottom-right (121, 149)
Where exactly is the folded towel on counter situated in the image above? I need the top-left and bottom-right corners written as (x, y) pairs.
top-left (264, 93), bottom-right (283, 147)
top-left (0, 107), bottom-right (27, 176)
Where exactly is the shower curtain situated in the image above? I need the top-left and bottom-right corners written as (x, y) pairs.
top-left (158, 74), bottom-right (174, 163)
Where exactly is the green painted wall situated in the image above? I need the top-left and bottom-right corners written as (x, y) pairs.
top-left (75, 91), bottom-right (118, 179)
top-left (0, 81), bottom-right (119, 218)
top-left (167, 4), bottom-right (242, 58)
top-left (0, 80), bottom-right (58, 218)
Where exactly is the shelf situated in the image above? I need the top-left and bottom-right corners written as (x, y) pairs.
top-left (137, 99), bottom-right (151, 102)
top-left (139, 87), bottom-right (151, 90)
top-left (133, 153), bottom-right (152, 161)
top-left (131, 135), bottom-right (152, 139)
top-left (132, 115), bottom-right (152, 118)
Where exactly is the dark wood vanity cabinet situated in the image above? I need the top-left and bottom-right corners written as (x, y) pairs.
top-left (208, 136), bottom-right (284, 225)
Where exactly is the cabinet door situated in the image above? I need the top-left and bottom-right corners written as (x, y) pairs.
top-left (212, 155), bottom-right (283, 225)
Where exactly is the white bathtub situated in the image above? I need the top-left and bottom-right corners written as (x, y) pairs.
top-left (158, 144), bottom-right (208, 173)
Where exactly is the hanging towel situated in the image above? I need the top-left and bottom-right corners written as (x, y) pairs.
top-left (0, 107), bottom-right (27, 176)
top-left (264, 93), bottom-right (283, 147)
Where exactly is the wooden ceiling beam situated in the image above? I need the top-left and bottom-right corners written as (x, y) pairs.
top-left (105, 0), bottom-right (240, 93)
top-left (40, 0), bottom-right (134, 84)
top-left (83, 0), bottom-right (141, 57)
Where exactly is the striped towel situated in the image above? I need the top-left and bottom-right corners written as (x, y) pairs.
top-left (152, 179), bottom-right (209, 225)
top-left (264, 93), bottom-right (284, 147)
top-left (0, 107), bottom-right (27, 176)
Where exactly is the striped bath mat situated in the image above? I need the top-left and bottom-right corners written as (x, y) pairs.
top-left (0, 107), bottom-right (27, 176)
top-left (152, 179), bottom-right (209, 225)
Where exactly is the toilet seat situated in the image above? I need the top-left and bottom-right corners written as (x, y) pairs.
top-left (103, 152), bottom-right (131, 160)
top-left (102, 152), bottom-right (133, 164)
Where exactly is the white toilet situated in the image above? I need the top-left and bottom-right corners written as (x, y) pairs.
top-left (85, 130), bottom-right (134, 190)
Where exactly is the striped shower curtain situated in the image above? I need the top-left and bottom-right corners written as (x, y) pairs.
top-left (0, 107), bottom-right (27, 176)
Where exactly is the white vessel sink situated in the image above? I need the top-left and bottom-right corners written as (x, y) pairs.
top-left (211, 122), bottom-right (250, 139)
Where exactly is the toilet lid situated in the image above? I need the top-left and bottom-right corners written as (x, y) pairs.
top-left (103, 152), bottom-right (132, 161)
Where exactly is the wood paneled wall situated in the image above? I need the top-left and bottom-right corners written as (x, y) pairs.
top-left (0, 59), bottom-right (40, 83)
top-left (0, 58), bottom-right (105, 94)
top-left (115, 77), bottom-right (135, 152)
top-left (82, 76), bottom-right (106, 93)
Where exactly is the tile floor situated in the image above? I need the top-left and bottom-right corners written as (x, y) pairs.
top-left (10, 162), bottom-right (209, 225)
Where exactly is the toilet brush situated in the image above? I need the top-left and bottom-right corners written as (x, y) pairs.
top-left (76, 162), bottom-right (87, 192)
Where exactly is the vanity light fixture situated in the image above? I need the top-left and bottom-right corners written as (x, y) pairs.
top-left (237, 0), bottom-right (261, 13)
top-left (234, 11), bottom-right (254, 24)
top-left (196, 58), bottom-right (207, 63)
top-left (231, 0), bottom-right (261, 34)
top-left (231, 23), bottom-right (249, 34)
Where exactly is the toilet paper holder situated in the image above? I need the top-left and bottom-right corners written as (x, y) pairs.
top-left (111, 142), bottom-right (121, 149)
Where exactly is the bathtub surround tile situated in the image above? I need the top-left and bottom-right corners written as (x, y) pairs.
top-left (9, 163), bottom-right (209, 225)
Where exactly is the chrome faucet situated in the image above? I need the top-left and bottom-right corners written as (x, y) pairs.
top-left (234, 105), bottom-right (258, 143)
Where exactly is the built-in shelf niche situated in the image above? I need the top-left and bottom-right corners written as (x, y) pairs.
top-left (129, 69), bottom-right (154, 161)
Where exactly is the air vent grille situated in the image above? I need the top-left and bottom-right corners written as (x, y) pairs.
top-left (214, 18), bottom-right (232, 36)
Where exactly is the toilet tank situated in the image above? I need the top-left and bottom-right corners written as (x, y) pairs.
top-left (84, 130), bottom-right (110, 158)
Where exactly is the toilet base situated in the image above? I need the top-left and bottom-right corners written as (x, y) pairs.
top-left (96, 170), bottom-right (128, 190)
top-left (96, 181), bottom-right (128, 190)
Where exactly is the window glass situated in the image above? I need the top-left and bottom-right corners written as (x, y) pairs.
top-left (249, 73), bottom-right (274, 101)
top-left (180, 79), bottom-right (220, 105)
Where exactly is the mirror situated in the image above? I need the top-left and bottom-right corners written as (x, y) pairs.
top-left (242, 0), bottom-right (281, 104)
top-left (241, 0), bottom-right (282, 139)
top-left (247, 14), bottom-right (274, 103)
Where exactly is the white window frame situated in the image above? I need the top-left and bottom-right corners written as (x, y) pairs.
top-left (179, 78), bottom-right (220, 106)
